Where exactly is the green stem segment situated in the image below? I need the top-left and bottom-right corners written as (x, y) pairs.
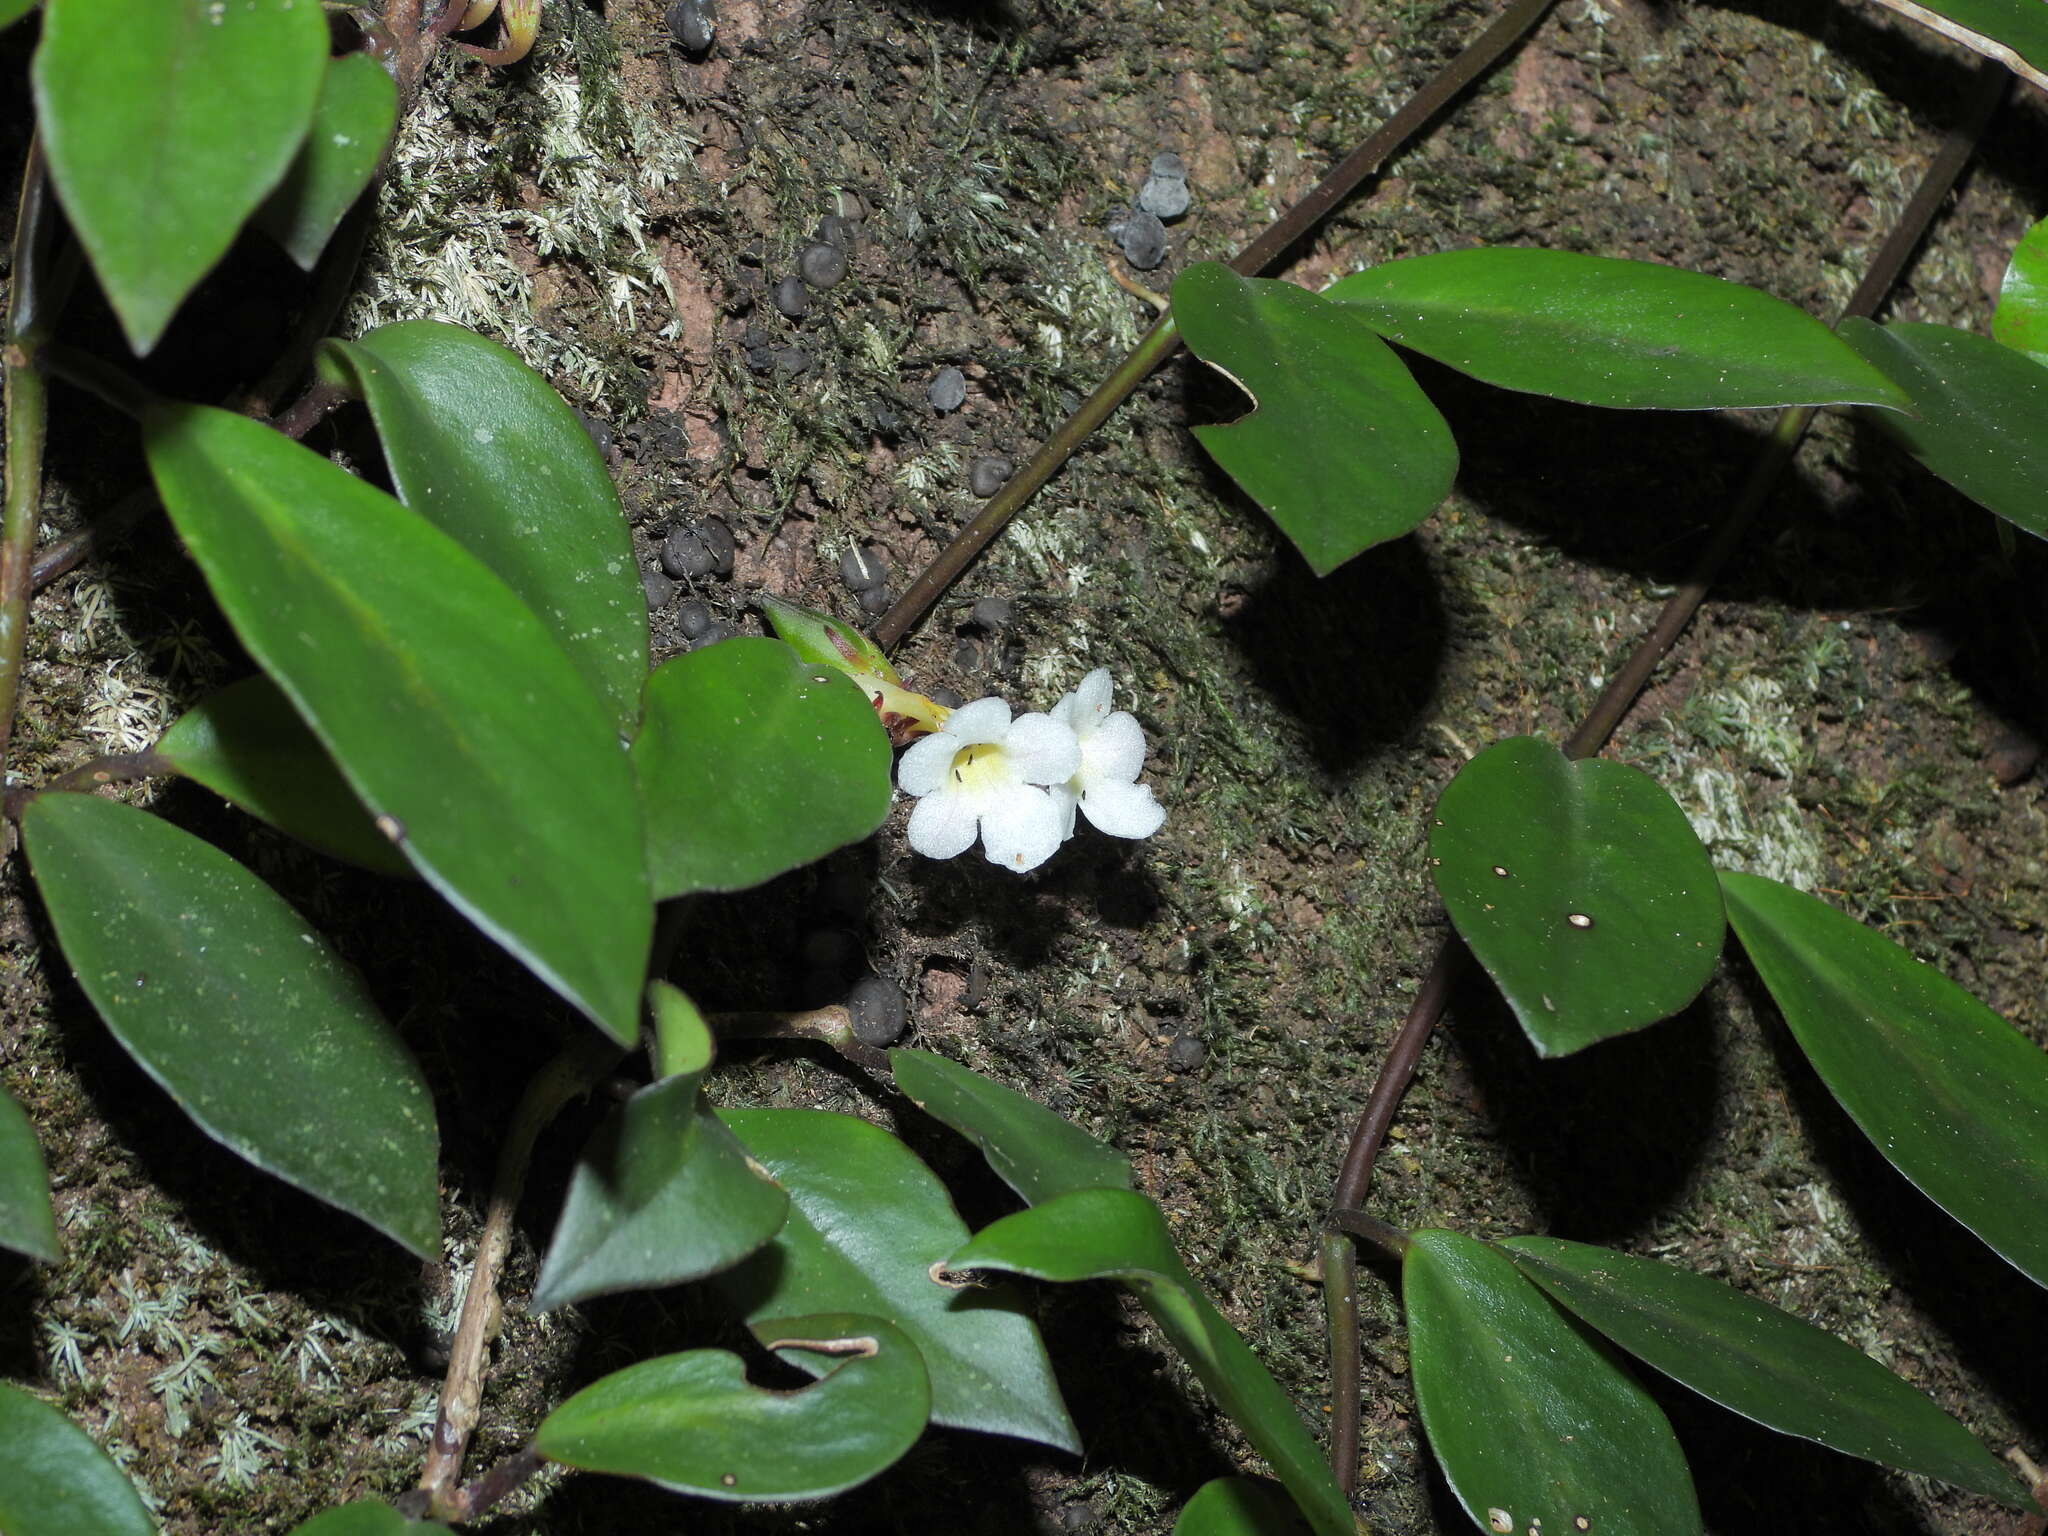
top-left (1320, 53), bottom-right (2014, 1497)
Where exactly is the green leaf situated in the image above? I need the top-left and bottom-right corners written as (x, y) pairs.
top-left (948, 1188), bottom-right (1355, 1536)
top-left (157, 675), bottom-right (412, 878)
top-left (32, 0), bottom-right (327, 354)
top-left (716, 1107), bottom-right (1079, 1454)
top-left (1995, 217), bottom-right (2048, 367)
top-left (1499, 1236), bottom-right (2030, 1507)
top-left (0, 1383), bottom-right (157, 1536)
top-left (1720, 872), bottom-right (2048, 1289)
top-left (282, 1502), bottom-right (430, 1536)
top-left (144, 401), bottom-right (650, 1045)
top-left (318, 321), bottom-right (646, 733)
top-left (253, 52), bottom-right (398, 272)
top-left (1837, 318), bottom-right (2048, 541)
top-left (1, 1), bottom-right (39, 28)
top-left (759, 593), bottom-right (902, 684)
top-left (1888, 0), bottom-right (2048, 83)
top-left (1172, 262), bottom-right (1458, 577)
top-left (1429, 737), bottom-right (1724, 1055)
top-left (1174, 1478), bottom-right (1315, 1536)
top-left (890, 1047), bottom-right (1133, 1206)
top-left (633, 639), bottom-right (892, 899)
top-left (1403, 1229), bottom-right (1701, 1536)
top-left (532, 986), bottom-right (787, 1310)
top-left (1326, 249), bottom-right (1910, 411)
top-left (535, 1313), bottom-right (930, 1501)
top-left (22, 793), bottom-right (440, 1257)
top-left (0, 1087), bottom-right (60, 1263)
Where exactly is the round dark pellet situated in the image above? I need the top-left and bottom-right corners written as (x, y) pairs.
top-left (927, 367), bottom-right (967, 414)
top-left (813, 214), bottom-right (857, 251)
top-left (968, 455), bottom-right (1012, 498)
top-left (700, 516), bottom-right (736, 574)
top-left (1166, 1033), bottom-right (1207, 1072)
top-left (642, 568), bottom-right (677, 611)
top-left (770, 274), bottom-right (809, 318)
top-left (688, 620), bottom-right (736, 650)
top-left (1136, 173), bottom-right (1190, 220)
top-left (927, 685), bottom-right (964, 709)
top-left (1117, 210), bottom-right (1167, 271)
top-left (858, 583), bottom-right (893, 616)
top-left (950, 637), bottom-right (981, 671)
top-left (664, 0), bottom-right (714, 52)
top-left (674, 600), bottom-right (715, 639)
top-left (969, 594), bottom-right (1011, 631)
top-left (1149, 151), bottom-right (1187, 181)
top-left (660, 523), bottom-right (718, 579)
top-left (799, 241), bottom-right (849, 290)
top-left (771, 345), bottom-right (811, 375)
top-left (838, 545), bottom-right (887, 592)
top-left (832, 190), bottom-right (868, 223)
top-left (846, 972), bottom-right (908, 1046)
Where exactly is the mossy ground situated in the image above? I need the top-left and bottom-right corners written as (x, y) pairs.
top-left (3, 0), bottom-right (2046, 1531)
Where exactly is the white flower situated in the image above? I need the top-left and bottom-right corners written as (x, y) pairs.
top-left (896, 697), bottom-right (1081, 872)
top-left (1049, 670), bottom-right (1166, 841)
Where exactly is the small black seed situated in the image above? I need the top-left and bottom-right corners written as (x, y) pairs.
top-left (858, 584), bottom-right (894, 616)
top-left (689, 620), bottom-right (736, 650)
top-left (664, 0), bottom-right (714, 52)
top-left (1166, 1033), bottom-right (1207, 1072)
top-left (799, 241), bottom-right (849, 289)
top-left (927, 367), bottom-right (967, 413)
top-left (969, 594), bottom-right (1012, 631)
top-left (770, 274), bottom-right (809, 318)
top-left (660, 524), bottom-right (718, 579)
top-left (642, 569), bottom-right (677, 611)
top-left (832, 190), bottom-right (868, 222)
top-left (927, 685), bottom-right (964, 708)
top-left (813, 213), bottom-right (857, 251)
top-left (968, 455), bottom-right (1012, 497)
top-left (846, 972), bottom-right (908, 1046)
top-left (950, 637), bottom-right (981, 670)
top-left (839, 545), bottom-right (887, 592)
top-left (674, 599), bottom-right (715, 639)
top-left (1149, 151), bottom-right (1187, 180)
top-left (1136, 173), bottom-right (1190, 220)
top-left (1116, 210), bottom-right (1167, 270)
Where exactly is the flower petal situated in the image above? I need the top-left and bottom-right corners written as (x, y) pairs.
top-left (907, 788), bottom-right (980, 860)
top-left (1080, 779), bottom-right (1165, 840)
top-left (1080, 710), bottom-right (1147, 786)
top-left (979, 783), bottom-right (1067, 872)
top-left (897, 731), bottom-right (961, 797)
top-left (1050, 782), bottom-right (1080, 842)
top-left (945, 695), bottom-right (1012, 745)
top-left (1052, 669), bottom-right (1113, 735)
top-left (1004, 712), bottom-right (1082, 785)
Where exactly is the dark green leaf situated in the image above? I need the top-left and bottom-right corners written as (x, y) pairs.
top-left (1326, 249), bottom-right (1909, 411)
top-left (144, 401), bottom-right (650, 1044)
top-left (1995, 217), bottom-right (2048, 367)
top-left (532, 986), bottom-right (787, 1310)
top-left (891, 1047), bottom-right (1133, 1206)
top-left (1890, 0), bottom-right (2048, 81)
top-left (1, 1), bottom-right (38, 28)
top-left (759, 593), bottom-right (902, 683)
top-left (535, 1313), bottom-right (929, 1501)
top-left (1500, 1236), bottom-right (2029, 1506)
top-left (1173, 262), bottom-right (1457, 576)
top-left (32, 0), bottom-right (327, 353)
top-left (1174, 1478), bottom-right (1315, 1536)
top-left (0, 1087), bottom-right (59, 1263)
top-left (282, 1502), bottom-right (430, 1536)
top-left (1838, 318), bottom-right (2048, 541)
top-left (157, 675), bottom-right (412, 878)
top-left (1430, 737), bottom-right (1723, 1055)
top-left (254, 52), bottom-right (397, 271)
top-left (0, 1381), bottom-right (157, 1536)
top-left (1404, 1229), bottom-right (1701, 1536)
top-left (717, 1106), bottom-right (1079, 1453)
top-left (318, 322), bottom-right (646, 732)
top-left (634, 640), bottom-right (891, 898)
top-left (1720, 872), bottom-right (2048, 1289)
top-left (949, 1188), bottom-right (1354, 1536)
top-left (22, 793), bottom-right (440, 1257)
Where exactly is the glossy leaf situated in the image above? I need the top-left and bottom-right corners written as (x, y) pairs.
top-left (32, 0), bottom-right (327, 353)
top-left (535, 1313), bottom-right (929, 1501)
top-left (22, 793), bottom-right (440, 1257)
top-left (318, 321), bottom-right (646, 732)
top-left (716, 1106), bottom-right (1079, 1453)
top-left (1404, 1229), bottom-right (1701, 1536)
top-left (1, 0), bottom-right (37, 27)
top-left (0, 1087), bottom-right (59, 1263)
top-left (282, 1503), bottom-right (424, 1536)
top-left (1174, 1478), bottom-right (1315, 1536)
top-left (1326, 248), bottom-right (1909, 411)
top-left (157, 675), bottom-right (412, 878)
top-left (948, 1188), bottom-right (1354, 1536)
top-left (144, 402), bottom-right (650, 1044)
top-left (1894, 0), bottom-right (2048, 86)
top-left (1721, 872), bottom-right (2048, 1289)
top-left (1430, 737), bottom-right (1724, 1055)
top-left (1173, 261), bottom-right (1458, 576)
top-left (891, 1047), bottom-right (1133, 1206)
top-left (532, 986), bottom-right (787, 1311)
top-left (759, 592), bottom-right (902, 684)
top-left (1994, 217), bottom-right (2048, 366)
top-left (0, 1383), bottom-right (157, 1536)
top-left (634, 639), bottom-right (892, 898)
top-left (254, 52), bottom-right (398, 271)
top-left (1500, 1236), bottom-right (2029, 1506)
top-left (1838, 319), bottom-right (2048, 541)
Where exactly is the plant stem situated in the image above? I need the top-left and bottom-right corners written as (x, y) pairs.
top-left (871, 0), bottom-right (1560, 651)
top-left (1318, 53), bottom-right (2013, 1495)
top-left (419, 1034), bottom-right (620, 1519)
